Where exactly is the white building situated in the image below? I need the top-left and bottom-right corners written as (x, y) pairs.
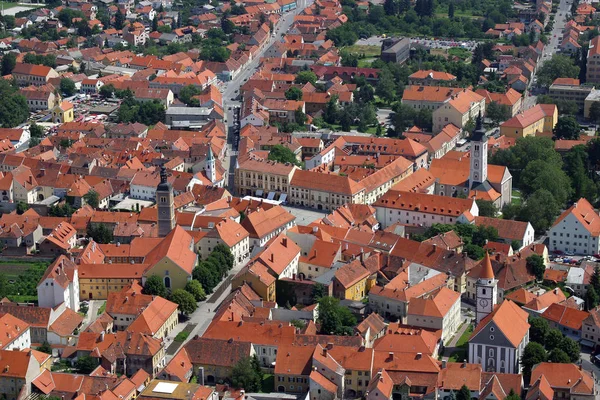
top-left (406, 286), bottom-right (461, 343)
top-left (36, 255), bottom-right (80, 312)
top-left (549, 198), bottom-right (600, 255)
top-left (194, 218), bottom-right (250, 267)
top-left (373, 191), bottom-right (479, 229)
top-left (0, 314), bottom-right (31, 351)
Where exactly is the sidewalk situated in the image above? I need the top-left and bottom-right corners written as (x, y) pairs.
top-left (163, 257), bottom-right (251, 361)
top-left (441, 319), bottom-right (472, 362)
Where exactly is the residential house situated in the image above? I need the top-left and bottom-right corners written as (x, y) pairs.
top-left (11, 63), bottom-right (59, 86)
top-left (37, 255), bottom-right (80, 312)
top-left (549, 198), bottom-right (600, 255)
top-left (499, 104), bottom-right (558, 138)
top-left (406, 287), bottom-right (461, 342)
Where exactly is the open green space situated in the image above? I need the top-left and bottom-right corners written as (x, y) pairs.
top-left (342, 44), bottom-right (381, 58)
top-left (448, 323), bottom-right (473, 362)
top-left (0, 260), bottom-right (49, 302)
top-left (0, 2), bottom-right (21, 10)
top-left (175, 331), bottom-right (190, 342)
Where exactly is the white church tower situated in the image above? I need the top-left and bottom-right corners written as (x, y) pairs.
top-left (206, 146), bottom-right (216, 184)
top-left (476, 252), bottom-right (497, 324)
top-left (469, 111), bottom-right (488, 188)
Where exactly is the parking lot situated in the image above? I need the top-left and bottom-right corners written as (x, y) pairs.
top-left (283, 205), bottom-right (329, 225)
top-left (355, 36), bottom-right (481, 51)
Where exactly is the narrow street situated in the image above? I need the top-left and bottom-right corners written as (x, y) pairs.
top-left (523, 0), bottom-right (572, 110)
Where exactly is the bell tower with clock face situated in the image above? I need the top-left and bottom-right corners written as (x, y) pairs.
top-left (476, 252), bottom-right (497, 324)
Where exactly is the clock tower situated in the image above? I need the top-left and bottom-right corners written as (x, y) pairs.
top-left (475, 252), bottom-right (497, 324)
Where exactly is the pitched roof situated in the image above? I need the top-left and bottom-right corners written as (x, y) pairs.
top-left (144, 226), bottom-right (197, 274)
top-left (474, 216), bottom-right (530, 241)
top-left (500, 104), bottom-right (557, 129)
top-left (552, 198), bottom-right (600, 236)
top-left (184, 337), bottom-right (252, 367)
top-left (407, 287), bottom-right (460, 318)
top-left (471, 300), bottom-right (529, 347)
top-left (241, 206), bottom-right (295, 239)
top-left (530, 363), bottom-right (594, 395)
top-left (541, 302), bottom-right (589, 330)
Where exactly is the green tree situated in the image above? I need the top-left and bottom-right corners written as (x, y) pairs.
top-left (37, 341), bottom-right (52, 354)
top-left (589, 101), bottom-right (600, 127)
top-left (553, 116), bottom-right (581, 140)
top-left (311, 283), bottom-right (327, 302)
top-left (86, 224), bottom-right (113, 244)
top-left (487, 102), bottom-right (512, 126)
top-left (170, 289), bottom-right (197, 315)
top-left (317, 296), bottom-right (356, 335)
top-left (1, 52), bottom-right (16, 75)
top-left (476, 200), bottom-right (498, 217)
top-left (268, 144), bottom-right (300, 166)
top-left (520, 160), bottom-right (571, 207)
top-left (456, 384), bottom-right (471, 400)
top-left (448, 1), bottom-right (455, 18)
top-left (231, 356), bottom-right (262, 391)
top-left (517, 189), bottom-right (560, 233)
top-left (152, 16), bottom-right (158, 32)
top-left (548, 348), bottom-right (571, 363)
top-left (528, 316), bottom-right (548, 345)
top-left (521, 342), bottom-right (547, 383)
top-left (558, 336), bottom-right (580, 362)
top-left (16, 201), bottom-right (29, 215)
top-left (0, 79), bottom-right (29, 128)
top-left (505, 389), bottom-right (520, 400)
top-left (192, 263), bottom-right (219, 293)
top-left (99, 84), bottom-right (115, 98)
top-left (75, 355), bottom-right (98, 374)
top-left (591, 267), bottom-right (600, 292)
top-left (536, 54), bottom-right (580, 87)
top-left (295, 107), bottom-right (307, 127)
top-left (83, 190), bottom-right (100, 209)
top-left (295, 70), bottom-right (317, 85)
top-left (526, 255), bottom-right (545, 281)
top-left (179, 85), bottom-right (201, 105)
top-left (285, 87), bottom-right (303, 100)
top-left (185, 280), bottom-right (206, 302)
top-left (114, 8), bottom-right (125, 29)
top-left (376, 69), bottom-right (396, 104)
top-left (30, 123), bottom-right (44, 138)
top-left (213, 244), bottom-right (234, 271)
top-left (563, 145), bottom-right (598, 202)
top-left (545, 328), bottom-right (564, 350)
top-left (143, 275), bottom-right (168, 297)
top-left (586, 286), bottom-right (599, 310)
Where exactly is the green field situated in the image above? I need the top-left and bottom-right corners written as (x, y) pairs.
top-left (0, 260), bottom-right (49, 302)
top-left (448, 324), bottom-right (473, 362)
top-left (0, 2), bottom-right (20, 10)
top-left (342, 44), bottom-right (381, 58)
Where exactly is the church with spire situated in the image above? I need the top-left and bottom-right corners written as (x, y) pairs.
top-left (429, 113), bottom-right (513, 208)
top-left (468, 253), bottom-right (531, 374)
top-left (188, 145), bottom-right (227, 188)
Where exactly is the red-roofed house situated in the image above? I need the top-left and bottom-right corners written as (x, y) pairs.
top-left (549, 198), bottom-right (600, 255)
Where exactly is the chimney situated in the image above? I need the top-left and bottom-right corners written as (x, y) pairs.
top-left (282, 237), bottom-right (287, 247)
top-left (388, 352), bottom-right (393, 360)
top-left (322, 348), bottom-right (327, 357)
top-left (462, 360), bottom-right (467, 367)
top-left (270, 253), bottom-right (274, 262)
top-left (327, 342), bottom-right (334, 350)
top-left (442, 360), bottom-right (447, 369)
top-left (100, 331), bottom-right (105, 342)
top-left (416, 352), bottom-right (422, 359)
top-left (40, 168), bottom-right (45, 176)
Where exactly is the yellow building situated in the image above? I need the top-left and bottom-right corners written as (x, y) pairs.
top-left (184, 338), bottom-right (254, 385)
top-left (52, 101), bottom-right (74, 123)
top-left (142, 226), bottom-right (197, 291)
top-left (500, 104), bottom-right (558, 138)
top-left (78, 263), bottom-right (148, 300)
top-left (332, 260), bottom-right (370, 301)
top-left (232, 261), bottom-right (276, 302)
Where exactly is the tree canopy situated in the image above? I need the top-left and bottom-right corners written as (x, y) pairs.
top-left (553, 116), bottom-right (581, 140)
top-left (170, 289), bottom-right (197, 315)
top-left (0, 80), bottom-right (29, 128)
top-left (268, 144), bottom-right (301, 166)
top-left (317, 296), bottom-right (357, 335)
top-left (231, 356), bottom-right (262, 392)
top-left (143, 275), bottom-right (168, 298)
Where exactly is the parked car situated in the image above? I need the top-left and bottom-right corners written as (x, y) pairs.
top-left (565, 251), bottom-right (575, 256)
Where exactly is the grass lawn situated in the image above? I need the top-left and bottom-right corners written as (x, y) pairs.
top-left (447, 323), bottom-right (473, 362)
top-left (261, 374), bottom-right (274, 392)
top-left (0, 260), bottom-right (49, 302)
top-left (342, 44), bottom-right (381, 58)
top-left (174, 331), bottom-right (190, 342)
top-left (448, 47), bottom-right (472, 60)
top-left (358, 58), bottom-right (376, 68)
top-left (97, 301), bottom-right (106, 315)
top-left (0, 2), bottom-right (20, 10)
top-left (327, 123), bottom-right (380, 134)
top-left (511, 189), bottom-right (522, 206)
